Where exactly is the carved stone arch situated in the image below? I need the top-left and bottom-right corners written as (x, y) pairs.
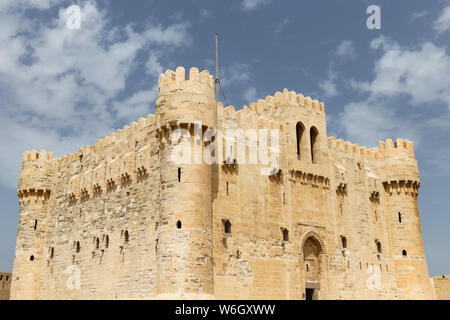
top-left (300, 231), bottom-right (326, 255)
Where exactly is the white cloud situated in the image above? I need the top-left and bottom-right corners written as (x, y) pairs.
top-left (339, 36), bottom-right (450, 150)
top-left (220, 62), bottom-right (251, 86)
top-left (0, 0), bottom-right (190, 188)
top-left (274, 18), bottom-right (290, 35)
top-left (199, 9), bottom-right (212, 22)
top-left (319, 69), bottom-right (338, 98)
top-left (145, 52), bottom-right (163, 75)
top-left (336, 40), bottom-right (356, 58)
top-left (113, 87), bottom-right (158, 120)
top-left (242, 0), bottom-right (271, 11)
top-left (410, 10), bottom-right (429, 21)
top-left (339, 100), bottom-right (419, 147)
top-left (243, 87), bottom-right (258, 103)
top-left (356, 36), bottom-right (450, 108)
top-left (434, 5), bottom-right (450, 34)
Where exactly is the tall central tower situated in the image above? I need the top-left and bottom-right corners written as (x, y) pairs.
top-left (155, 67), bottom-right (217, 299)
top-left (380, 139), bottom-right (434, 299)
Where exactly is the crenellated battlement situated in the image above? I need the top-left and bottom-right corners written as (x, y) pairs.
top-left (327, 136), bottom-right (416, 162)
top-left (378, 138), bottom-right (415, 156)
top-left (22, 149), bottom-right (54, 163)
top-left (218, 88), bottom-right (324, 125)
top-left (18, 149), bottom-right (55, 202)
top-left (158, 66), bottom-right (214, 96)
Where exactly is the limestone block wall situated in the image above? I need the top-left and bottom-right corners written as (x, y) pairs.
top-left (0, 272), bottom-right (11, 300)
top-left (431, 276), bottom-right (450, 300)
top-left (10, 66), bottom-right (435, 300)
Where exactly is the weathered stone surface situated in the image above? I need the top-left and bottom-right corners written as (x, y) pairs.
top-left (10, 66), bottom-right (437, 300)
top-left (431, 276), bottom-right (450, 300)
top-left (0, 272), bottom-right (11, 300)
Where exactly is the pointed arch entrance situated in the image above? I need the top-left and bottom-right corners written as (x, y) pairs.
top-left (301, 232), bottom-right (324, 300)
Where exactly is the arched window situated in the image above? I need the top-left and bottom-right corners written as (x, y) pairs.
top-left (124, 230), bottom-right (129, 243)
top-left (282, 228), bottom-right (289, 241)
top-left (30, 255), bottom-right (34, 261)
top-left (341, 236), bottom-right (347, 248)
top-left (376, 241), bottom-right (382, 253)
top-left (76, 241), bottom-right (80, 253)
top-left (402, 249), bottom-right (407, 257)
top-left (296, 122), bottom-right (305, 160)
top-left (223, 220), bottom-right (231, 235)
top-left (310, 127), bottom-right (319, 164)
top-left (176, 220), bottom-right (182, 229)
top-left (398, 212), bottom-right (402, 223)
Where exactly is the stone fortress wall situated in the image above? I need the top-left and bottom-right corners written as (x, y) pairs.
top-left (10, 66), bottom-right (435, 299)
top-left (0, 272), bottom-right (11, 300)
top-left (431, 276), bottom-right (450, 300)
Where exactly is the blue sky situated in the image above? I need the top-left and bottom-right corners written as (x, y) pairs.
top-left (0, 0), bottom-right (449, 275)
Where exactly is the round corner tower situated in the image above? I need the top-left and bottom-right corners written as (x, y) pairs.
top-left (380, 138), bottom-right (434, 299)
top-left (155, 66), bottom-right (216, 299)
top-left (11, 150), bottom-right (55, 300)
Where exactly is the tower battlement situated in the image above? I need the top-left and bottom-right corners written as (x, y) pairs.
top-left (158, 66), bottom-right (214, 96)
top-left (18, 149), bottom-right (55, 201)
top-left (327, 137), bottom-right (416, 162)
top-left (22, 149), bottom-right (54, 162)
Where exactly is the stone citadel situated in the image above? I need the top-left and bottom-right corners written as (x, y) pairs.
top-left (9, 66), bottom-right (441, 299)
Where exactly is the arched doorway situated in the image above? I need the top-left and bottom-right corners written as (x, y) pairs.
top-left (303, 236), bottom-right (322, 300)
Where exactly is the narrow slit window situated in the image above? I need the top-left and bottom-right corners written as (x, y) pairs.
top-left (34, 220), bottom-right (38, 230)
top-left (76, 241), bottom-right (80, 253)
top-left (341, 236), bottom-right (347, 248)
top-left (105, 235), bottom-right (109, 248)
top-left (376, 241), bottom-right (382, 253)
top-left (178, 168), bottom-right (181, 182)
top-left (398, 212), bottom-right (402, 223)
top-left (224, 220), bottom-right (231, 235)
top-left (282, 228), bottom-right (289, 241)
top-left (226, 182), bottom-right (229, 196)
